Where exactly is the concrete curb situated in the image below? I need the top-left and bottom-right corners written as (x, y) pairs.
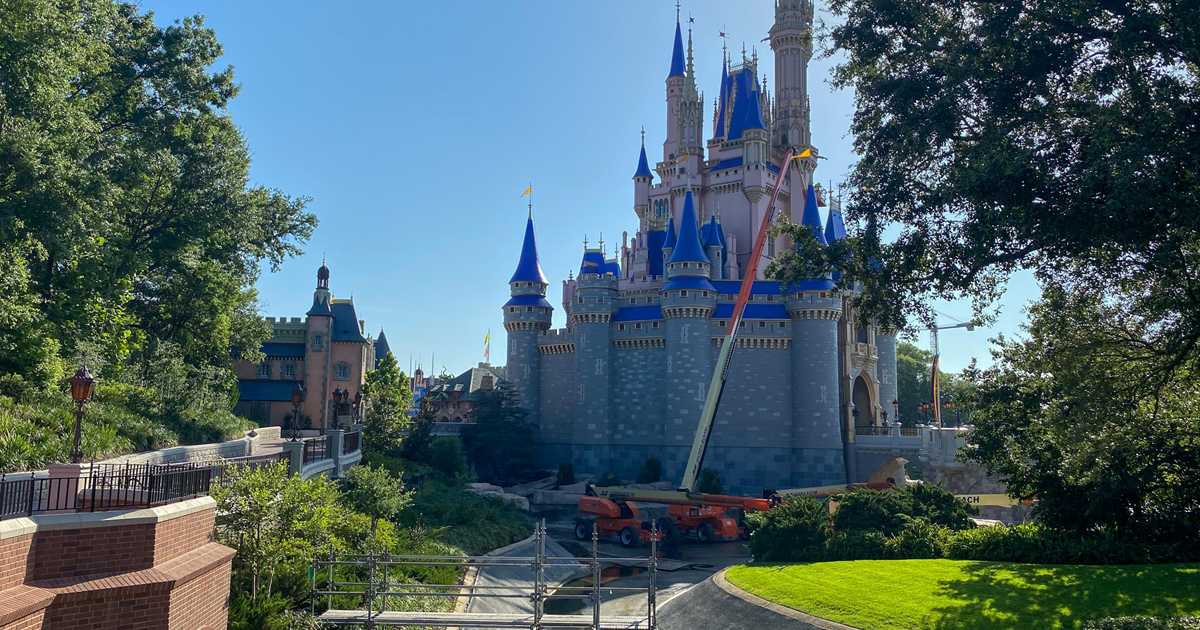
top-left (712, 568), bottom-right (859, 630)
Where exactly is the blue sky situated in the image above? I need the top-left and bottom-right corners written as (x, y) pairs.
top-left (140, 0), bottom-right (1038, 376)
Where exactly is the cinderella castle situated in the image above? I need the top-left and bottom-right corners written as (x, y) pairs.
top-left (503, 0), bottom-right (899, 494)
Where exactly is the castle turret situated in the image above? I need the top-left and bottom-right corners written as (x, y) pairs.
top-left (305, 262), bottom-right (334, 427)
top-left (572, 244), bottom-right (618, 473)
top-left (664, 18), bottom-right (686, 163)
top-left (700, 213), bottom-right (726, 280)
top-left (786, 184), bottom-right (846, 486)
top-left (770, 0), bottom-right (815, 153)
top-left (504, 216), bottom-right (552, 416)
top-left (661, 191), bottom-right (716, 479)
top-left (662, 216), bottom-right (677, 267)
top-left (634, 133), bottom-right (653, 230)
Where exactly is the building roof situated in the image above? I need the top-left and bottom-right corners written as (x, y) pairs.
top-left (728, 67), bottom-right (766, 140)
top-left (612, 305), bottom-right (663, 321)
top-left (646, 229), bottom-right (667, 277)
top-left (579, 249), bottom-right (607, 276)
top-left (712, 303), bottom-right (789, 319)
top-left (825, 204), bottom-right (847, 243)
top-left (505, 294), bottom-right (553, 308)
top-left (714, 60), bottom-right (730, 139)
top-left (664, 217), bottom-right (677, 250)
top-left (708, 155), bottom-right (778, 175)
top-left (668, 21), bottom-right (685, 77)
top-left (331, 301), bottom-right (367, 343)
top-left (426, 365), bottom-right (503, 402)
top-left (667, 191), bottom-right (709, 264)
top-left (374, 329), bottom-right (391, 367)
top-left (307, 295), bottom-right (332, 317)
top-left (261, 342), bottom-right (305, 358)
top-left (603, 258), bottom-right (621, 277)
top-left (510, 216), bottom-right (548, 284)
top-left (634, 143), bottom-right (653, 179)
top-left (238, 379), bottom-right (303, 402)
top-left (711, 280), bottom-right (783, 295)
top-left (802, 184), bottom-right (828, 245)
top-left (663, 274), bottom-right (716, 291)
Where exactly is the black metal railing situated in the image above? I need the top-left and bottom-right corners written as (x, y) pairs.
top-left (0, 462), bottom-right (213, 521)
top-left (855, 425), bottom-right (922, 437)
top-left (342, 430), bottom-right (360, 455)
top-left (303, 435), bottom-right (331, 463)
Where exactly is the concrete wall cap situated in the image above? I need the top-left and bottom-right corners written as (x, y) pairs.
top-left (0, 495), bottom-right (216, 540)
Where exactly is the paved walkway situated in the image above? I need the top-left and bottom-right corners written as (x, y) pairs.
top-left (657, 570), bottom-right (856, 630)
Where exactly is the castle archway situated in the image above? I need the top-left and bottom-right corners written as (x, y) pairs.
top-left (852, 374), bottom-right (876, 428)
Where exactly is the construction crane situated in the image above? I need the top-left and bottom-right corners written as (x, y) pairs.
top-left (929, 321), bottom-right (973, 426)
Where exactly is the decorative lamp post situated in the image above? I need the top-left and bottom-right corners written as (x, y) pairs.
top-left (352, 391), bottom-right (363, 424)
top-left (68, 366), bottom-right (96, 464)
top-left (290, 383), bottom-right (304, 441)
top-left (892, 399), bottom-right (900, 425)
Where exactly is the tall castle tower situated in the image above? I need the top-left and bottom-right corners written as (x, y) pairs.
top-left (503, 216), bottom-right (552, 414)
top-left (769, 0), bottom-right (814, 154)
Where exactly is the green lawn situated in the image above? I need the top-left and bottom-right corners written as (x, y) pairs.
top-left (725, 560), bottom-right (1200, 630)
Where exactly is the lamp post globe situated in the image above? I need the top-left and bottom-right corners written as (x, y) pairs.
top-left (68, 366), bottom-right (95, 464)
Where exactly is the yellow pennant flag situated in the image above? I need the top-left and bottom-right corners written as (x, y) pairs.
top-left (520, 184), bottom-right (533, 198)
top-left (793, 147), bottom-right (813, 159)
top-left (483, 329), bottom-right (492, 363)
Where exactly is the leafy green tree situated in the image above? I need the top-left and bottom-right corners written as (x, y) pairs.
top-left (212, 462), bottom-right (340, 601)
top-left (401, 403), bottom-right (436, 464)
top-left (823, 0), bottom-right (1200, 393)
top-left (896, 341), bottom-right (974, 426)
top-left (428, 437), bottom-right (467, 480)
top-left (964, 287), bottom-right (1200, 542)
top-left (462, 381), bottom-right (536, 483)
top-left (362, 353), bottom-right (412, 455)
top-left (0, 0), bottom-right (313, 434)
top-left (343, 464), bottom-right (410, 539)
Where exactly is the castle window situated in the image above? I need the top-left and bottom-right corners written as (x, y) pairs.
top-left (681, 290), bottom-right (688, 297)
top-left (759, 321), bottom-right (766, 328)
top-left (619, 324), bottom-right (625, 331)
top-left (256, 362), bottom-right (271, 378)
top-left (282, 364), bottom-right (297, 379)
top-left (779, 322), bottom-right (786, 328)
top-left (526, 307), bottom-right (533, 312)
top-left (635, 323), bottom-right (642, 329)
top-left (312, 334), bottom-right (324, 351)
top-left (653, 322), bottom-right (660, 328)
top-left (335, 362), bottom-right (350, 380)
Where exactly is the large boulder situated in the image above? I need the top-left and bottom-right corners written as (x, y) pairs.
top-left (530, 489), bottom-right (583, 507)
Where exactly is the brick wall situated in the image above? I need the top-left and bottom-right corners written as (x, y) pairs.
top-left (0, 498), bottom-right (233, 630)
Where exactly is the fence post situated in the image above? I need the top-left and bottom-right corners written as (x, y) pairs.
top-left (328, 429), bottom-right (346, 478)
top-left (283, 440), bottom-right (305, 477)
top-left (592, 523), bottom-right (601, 629)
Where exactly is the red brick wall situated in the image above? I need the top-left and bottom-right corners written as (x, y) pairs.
top-left (168, 560), bottom-right (231, 630)
top-left (0, 609), bottom-right (44, 630)
top-left (154, 508), bottom-right (216, 564)
top-left (41, 582), bottom-right (170, 629)
top-left (28, 523), bottom-right (156, 581)
top-left (0, 535), bottom-right (32, 591)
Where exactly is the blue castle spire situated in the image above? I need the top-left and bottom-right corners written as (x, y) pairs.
top-left (728, 68), bottom-right (766, 140)
top-left (634, 142), bottom-right (653, 179)
top-left (802, 184), bottom-right (828, 245)
top-left (509, 216), bottom-right (547, 284)
top-left (825, 201), bottom-right (847, 243)
top-left (669, 20), bottom-right (685, 77)
top-left (714, 57), bottom-right (730, 138)
top-left (669, 191), bottom-right (709, 264)
top-left (664, 216), bottom-right (678, 249)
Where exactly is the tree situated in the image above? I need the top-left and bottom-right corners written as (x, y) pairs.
top-left (963, 286), bottom-right (1200, 542)
top-left (0, 0), bottom-right (312, 416)
top-left (824, 0), bottom-right (1200, 393)
top-left (896, 341), bottom-right (974, 426)
top-left (212, 462), bottom-right (340, 601)
top-left (401, 402), bottom-right (436, 464)
top-left (362, 353), bottom-right (412, 455)
top-left (461, 381), bottom-right (535, 483)
top-left (343, 464), bottom-right (410, 539)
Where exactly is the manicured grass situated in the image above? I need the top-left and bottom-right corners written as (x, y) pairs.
top-left (726, 560), bottom-right (1200, 629)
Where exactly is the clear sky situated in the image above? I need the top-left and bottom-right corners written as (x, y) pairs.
top-left (139, 0), bottom-right (1039, 376)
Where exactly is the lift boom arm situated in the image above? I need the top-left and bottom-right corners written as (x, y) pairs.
top-left (678, 148), bottom-right (803, 492)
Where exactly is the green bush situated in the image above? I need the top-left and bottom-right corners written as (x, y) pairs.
top-left (746, 496), bottom-right (830, 562)
top-left (398, 481), bottom-right (533, 555)
top-left (1082, 617), bottom-right (1200, 630)
top-left (637, 457), bottom-right (663, 484)
top-left (884, 517), bottom-right (951, 559)
top-left (833, 488), bottom-right (916, 535)
top-left (941, 522), bottom-right (1186, 564)
top-left (556, 463), bottom-right (575, 487)
top-left (824, 530), bottom-right (889, 560)
top-left (428, 437), bottom-right (467, 480)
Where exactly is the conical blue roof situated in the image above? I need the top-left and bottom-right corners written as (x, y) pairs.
top-left (664, 217), bottom-right (677, 249)
top-left (669, 22), bottom-right (685, 77)
top-left (509, 216), bottom-right (547, 284)
top-left (727, 68), bottom-right (766, 140)
top-left (700, 214), bottom-right (725, 247)
top-left (579, 249), bottom-right (606, 276)
top-left (714, 61), bottom-right (730, 138)
top-left (668, 191), bottom-right (709, 264)
top-left (825, 204), bottom-right (847, 243)
top-left (802, 184), bottom-right (828, 245)
top-left (634, 143), bottom-right (653, 179)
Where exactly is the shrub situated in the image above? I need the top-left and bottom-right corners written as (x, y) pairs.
top-left (556, 463), bottom-right (575, 487)
top-left (428, 437), bottom-right (467, 480)
top-left (637, 457), bottom-right (663, 484)
top-left (1082, 617), bottom-right (1200, 630)
top-left (697, 468), bottom-right (724, 494)
top-left (884, 517), bottom-right (951, 559)
top-left (832, 488), bottom-right (915, 535)
top-left (596, 471), bottom-right (622, 487)
top-left (398, 481), bottom-right (533, 555)
top-left (746, 495), bottom-right (830, 562)
top-left (824, 530), bottom-right (889, 560)
top-left (906, 483), bottom-right (976, 529)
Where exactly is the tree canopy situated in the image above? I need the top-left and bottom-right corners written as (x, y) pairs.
top-left (825, 0), bottom-right (1200, 388)
top-left (0, 0), bottom-right (314, 394)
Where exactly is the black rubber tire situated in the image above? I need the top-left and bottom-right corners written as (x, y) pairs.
top-left (574, 520), bottom-right (592, 541)
top-left (619, 527), bottom-right (638, 547)
top-left (697, 522), bottom-right (716, 543)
